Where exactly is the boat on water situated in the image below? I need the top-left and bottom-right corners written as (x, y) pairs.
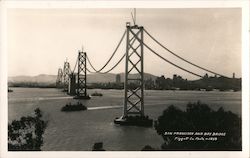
top-left (91, 91), bottom-right (103, 97)
top-left (61, 102), bottom-right (87, 112)
top-left (114, 115), bottom-right (153, 127)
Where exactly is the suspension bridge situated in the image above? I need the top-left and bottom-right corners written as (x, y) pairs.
top-left (55, 17), bottom-right (230, 126)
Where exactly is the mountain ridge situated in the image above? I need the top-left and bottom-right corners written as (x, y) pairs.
top-left (8, 73), bottom-right (158, 84)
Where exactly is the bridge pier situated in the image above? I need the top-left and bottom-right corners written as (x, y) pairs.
top-left (68, 73), bottom-right (76, 95)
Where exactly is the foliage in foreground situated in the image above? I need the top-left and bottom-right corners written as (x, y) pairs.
top-left (8, 108), bottom-right (47, 151)
top-left (154, 101), bottom-right (241, 150)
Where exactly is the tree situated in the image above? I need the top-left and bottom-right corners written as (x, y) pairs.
top-left (154, 102), bottom-right (241, 150)
top-left (8, 108), bottom-right (47, 151)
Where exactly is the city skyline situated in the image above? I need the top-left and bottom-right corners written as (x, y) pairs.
top-left (7, 8), bottom-right (241, 79)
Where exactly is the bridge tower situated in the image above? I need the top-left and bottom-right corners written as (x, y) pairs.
top-left (56, 68), bottom-right (63, 88)
top-left (114, 22), bottom-right (152, 127)
top-left (123, 22), bottom-right (144, 117)
top-left (63, 61), bottom-right (71, 92)
top-left (74, 50), bottom-right (90, 99)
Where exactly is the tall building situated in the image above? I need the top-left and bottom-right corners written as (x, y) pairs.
top-left (116, 74), bottom-right (121, 83)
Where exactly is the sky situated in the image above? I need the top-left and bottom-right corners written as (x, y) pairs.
top-left (7, 8), bottom-right (241, 79)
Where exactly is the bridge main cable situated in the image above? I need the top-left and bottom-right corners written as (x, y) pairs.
top-left (128, 29), bottom-right (203, 78)
top-left (86, 30), bottom-right (126, 73)
top-left (144, 43), bottom-right (203, 78)
top-left (87, 53), bottom-right (126, 74)
top-left (87, 31), bottom-right (139, 74)
top-left (144, 28), bottom-right (229, 78)
top-left (72, 54), bottom-right (79, 74)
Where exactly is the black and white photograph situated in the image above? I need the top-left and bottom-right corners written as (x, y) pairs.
top-left (0, 0), bottom-right (249, 158)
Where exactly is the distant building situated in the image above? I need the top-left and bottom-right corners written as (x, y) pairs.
top-left (116, 74), bottom-right (121, 83)
top-left (204, 73), bottom-right (209, 79)
top-left (173, 74), bottom-right (177, 80)
top-left (233, 73), bottom-right (235, 79)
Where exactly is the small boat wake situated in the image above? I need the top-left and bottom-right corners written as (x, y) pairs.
top-left (88, 105), bottom-right (122, 110)
top-left (87, 103), bottom-right (167, 111)
top-left (9, 96), bottom-right (73, 102)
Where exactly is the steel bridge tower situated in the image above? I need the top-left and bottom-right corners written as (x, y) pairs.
top-left (63, 61), bottom-right (71, 92)
top-left (123, 22), bottom-right (144, 117)
top-left (56, 68), bottom-right (63, 88)
top-left (74, 50), bottom-right (90, 99)
top-left (114, 22), bottom-right (152, 127)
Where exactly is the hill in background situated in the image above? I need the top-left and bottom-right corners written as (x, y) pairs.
top-left (8, 73), bottom-right (158, 84)
top-left (8, 73), bottom-right (241, 91)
